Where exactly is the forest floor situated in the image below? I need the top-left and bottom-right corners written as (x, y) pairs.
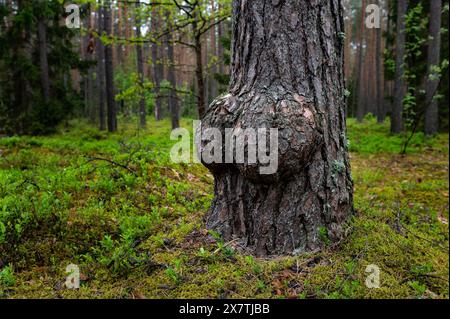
top-left (0, 116), bottom-right (448, 299)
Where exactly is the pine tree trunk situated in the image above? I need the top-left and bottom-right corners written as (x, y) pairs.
top-left (383, 1), bottom-right (393, 120)
top-left (165, 11), bottom-right (180, 130)
top-left (104, 3), bottom-right (117, 132)
top-left (217, 2), bottom-right (225, 77)
top-left (151, 9), bottom-right (163, 121)
top-left (37, 19), bottom-right (50, 103)
top-left (97, 5), bottom-right (106, 131)
top-left (135, 1), bottom-right (146, 128)
top-left (356, 0), bottom-right (366, 122)
top-left (210, 0), bottom-right (218, 100)
top-left (376, 0), bottom-right (385, 123)
top-left (391, 0), bottom-right (407, 134)
top-left (424, 0), bottom-right (442, 136)
top-left (195, 32), bottom-right (206, 118)
top-left (117, 2), bottom-right (123, 65)
top-left (200, 0), bottom-right (354, 256)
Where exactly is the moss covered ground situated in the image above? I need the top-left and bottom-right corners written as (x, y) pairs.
top-left (0, 117), bottom-right (448, 299)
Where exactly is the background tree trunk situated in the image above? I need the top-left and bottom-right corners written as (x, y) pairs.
top-left (37, 19), bottom-right (50, 103)
top-left (356, 0), bottom-right (367, 122)
top-left (376, 11), bottom-right (384, 123)
top-left (195, 32), bottom-right (206, 118)
top-left (97, 5), bottom-right (106, 131)
top-left (104, 2), bottom-right (117, 132)
top-left (209, 0), bottom-right (218, 101)
top-left (165, 11), bottom-right (180, 130)
top-left (391, 0), bottom-right (407, 134)
top-left (135, 1), bottom-right (146, 128)
top-left (201, 0), bottom-right (354, 256)
top-left (424, 0), bottom-right (442, 136)
top-left (151, 9), bottom-right (163, 121)
top-left (217, 2), bottom-right (225, 77)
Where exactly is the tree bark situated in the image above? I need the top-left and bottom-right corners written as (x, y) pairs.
top-left (97, 5), bottom-right (106, 131)
top-left (355, 0), bottom-right (366, 122)
top-left (375, 0), bottom-right (384, 123)
top-left (37, 19), bottom-right (50, 103)
top-left (104, 2), bottom-right (117, 132)
top-left (383, 1), bottom-right (393, 120)
top-left (165, 11), bottom-right (180, 130)
top-left (210, 0), bottom-right (219, 101)
top-left (151, 9), bottom-right (163, 121)
top-left (217, 2), bottom-right (225, 77)
top-left (424, 0), bottom-right (442, 136)
top-left (135, 1), bottom-right (146, 128)
top-left (391, 0), bottom-right (407, 134)
top-left (200, 0), bottom-right (354, 256)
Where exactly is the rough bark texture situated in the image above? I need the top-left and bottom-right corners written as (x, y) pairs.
top-left (391, 0), bottom-right (407, 134)
top-left (424, 0), bottom-right (442, 136)
top-left (201, 0), bottom-right (354, 256)
top-left (104, 3), bottom-right (117, 132)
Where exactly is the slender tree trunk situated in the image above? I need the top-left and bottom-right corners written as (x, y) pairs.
top-left (391, 0), bottom-right (407, 134)
top-left (210, 0), bottom-right (218, 101)
top-left (97, 5), bottom-right (106, 131)
top-left (135, 1), bottom-right (146, 128)
top-left (356, 0), bottom-right (366, 121)
top-left (383, 1), bottom-right (393, 120)
top-left (37, 19), bottom-right (50, 103)
top-left (124, 3), bottom-right (131, 58)
top-left (151, 9), bottom-right (163, 120)
top-left (165, 11), bottom-right (180, 129)
top-left (104, 2), bottom-right (117, 132)
top-left (424, 0), bottom-right (442, 136)
top-left (201, 0), bottom-right (354, 256)
top-left (195, 32), bottom-right (206, 119)
top-left (217, 2), bottom-right (225, 77)
top-left (117, 1), bottom-right (124, 65)
top-left (376, 0), bottom-right (384, 123)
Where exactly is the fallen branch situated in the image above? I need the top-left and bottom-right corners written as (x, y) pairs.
top-left (85, 156), bottom-right (137, 176)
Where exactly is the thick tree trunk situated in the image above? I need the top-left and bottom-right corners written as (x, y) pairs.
top-left (135, 1), bottom-right (146, 128)
top-left (37, 19), bottom-right (50, 103)
top-left (391, 0), bottom-right (407, 134)
top-left (165, 11), bottom-right (180, 130)
top-left (200, 0), bottom-right (354, 256)
top-left (424, 0), bottom-right (442, 136)
top-left (104, 3), bottom-right (117, 132)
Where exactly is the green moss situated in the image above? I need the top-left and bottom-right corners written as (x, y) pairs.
top-left (0, 116), bottom-right (448, 299)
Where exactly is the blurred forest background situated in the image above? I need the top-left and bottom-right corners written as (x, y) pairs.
top-left (0, 0), bottom-right (448, 299)
top-left (0, 0), bottom-right (448, 136)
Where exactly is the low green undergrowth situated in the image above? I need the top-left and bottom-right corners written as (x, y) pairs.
top-left (0, 117), bottom-right (448, 299)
